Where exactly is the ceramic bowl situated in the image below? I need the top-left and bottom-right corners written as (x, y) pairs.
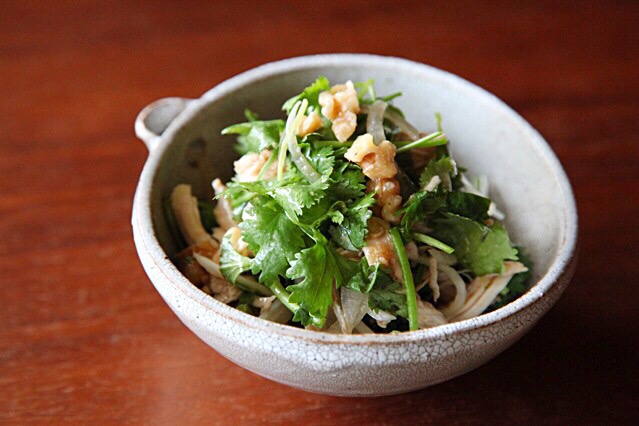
top-left (131, 54), bottom-right (577, 396)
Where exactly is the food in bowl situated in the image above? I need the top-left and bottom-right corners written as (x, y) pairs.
top-left (166, 77), bottom-right (531, 334)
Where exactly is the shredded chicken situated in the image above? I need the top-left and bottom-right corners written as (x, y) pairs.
top-left (296, 111), bottom-right (322, 137)
top-left (448, 261), bottom-right (528, 322)
top-left (209, 276), bottom-right (242, 304)
top-left (405, 242), bottom-right (419, 261)
top-left (366, 177), bottom-right (403, 223)
top-left (234, 149), bottom-right (277, 182)
top-left (319, 81), bottom-right (360, 142)
top-left (170, 184), bottom-right (218, 248)
top-left (416, 298), bottom-right (448, 329)
top-left (362, 217), bottom-right (402, 281)
top-left (212, 178), bottom-right (236, 231)
top-left (344, 133), bottom-right (398, 179)
top-left (428, 255), bottom-right (440, 301)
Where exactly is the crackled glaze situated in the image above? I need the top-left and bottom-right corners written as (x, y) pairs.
top-left (132, 54), bottom-right (578, 396)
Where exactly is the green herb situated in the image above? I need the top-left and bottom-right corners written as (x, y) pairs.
top-left (430, 213), bottom-right (518, 275)
top-left (389, 228), bottom-right (419, 331)
top-left (395, 132), bottom-right (447, 153)
top-left (419, 156), bottom-right (457, 190)
top-left (412, 232), bottom-right (455, 254)
top-left (282, 76), bottom-right (330, 114)
top-left (219, 232), bottom-right (253, 283)
top-left (286, 243), bottom-right (356, 327)
top-left (488, 247), bottom-right (533, 310)
top-left (239, 197), bottom-right (306, 284)
top-left (368, 272), bottom-right (407, 319)
top-left (328, 193), bottom-right (375, 251)
top-left (222, 119), bottom-right (284, 155)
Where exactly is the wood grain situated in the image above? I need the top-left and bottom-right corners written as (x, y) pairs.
top-left (1, 0), bottom-right (638, 423)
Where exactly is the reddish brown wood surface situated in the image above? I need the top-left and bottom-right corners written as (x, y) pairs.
top-left (2, 1), bottom-right (638, 423)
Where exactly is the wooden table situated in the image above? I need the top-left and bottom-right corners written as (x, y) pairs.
top-left (2, 1), bottom-right (638, 423)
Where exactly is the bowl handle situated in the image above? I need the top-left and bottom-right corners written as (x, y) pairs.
top-left (134, 97), bottom-right (193, 151)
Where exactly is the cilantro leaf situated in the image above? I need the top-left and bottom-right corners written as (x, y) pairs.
top-left (282, 76), bottom-right (330, 114)
top-left (345, 260), bottom-right (384, 294)
top-left (430, 213), bottom-right (519, 275)
top-left (328, 193), bottom-right (374, 251)
top-left (419, 156), bottom-right (457, 190)
top-left (239, 197), bottom-right (306, 284)
top-left (222, 120), bottom-right (284, 154)
top-left (399, 190), bottom-right (448, 235)
top-left (487, 247), bottom-right (533, 311)
top-left (368, 273), bottom-right (408, 319)
top-left (330, 160), bottom-right (367, 201)
top-left (285, 243), bottom-right (339, 327)
top-left (446, 191), bottom-right (491, 222)
top-left (219, 231), bottom-right (253, 284)
top-left (305, 145), bottom-right (335, 176)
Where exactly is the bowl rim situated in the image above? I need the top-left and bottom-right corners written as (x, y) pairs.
top-left (132, 53), bottom-right (578, 345)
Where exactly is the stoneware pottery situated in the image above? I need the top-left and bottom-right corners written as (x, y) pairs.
top-left (132, 54), bottom-right (578, 396)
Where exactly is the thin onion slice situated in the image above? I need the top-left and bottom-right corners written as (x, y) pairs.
top-left (437, 264), bottom-right (468, 319)
top-left (338, 287), bottom-right (369, 334)
top-left (366, 100), bottom-right (387, 144)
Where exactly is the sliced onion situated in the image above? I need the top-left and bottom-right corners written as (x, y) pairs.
top-left (437, 264), bottom-right (467, 319)
top-left (338, 287), bottom-right (370, 334)
top-left (367, 309), bottom-right (396, 328)
top-left (286, 99), bottom-right (321, 182)
top-left (193, 252), bottom-right (224, 279)
top-left (384, 108), bottom-right (420, 140)
top-left (259, 299), bottom-right (293, 324)
top-left (366, 100), bottom-right (387, 144)
top-left (361, 104), bottom-right (420, 140)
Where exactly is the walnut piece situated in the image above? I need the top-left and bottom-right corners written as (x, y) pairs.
top-left (296, 111), bottom-right (322, 137)
top-left (362, 218), bottom-right (401, 281)
top-left (344, 133), bottom-right (397, 179)
top-left (367, 177), bottom-right (403, 224)
top-left (233, 149), bottom-right (276, 182)
top-left (319, 81), bottom-right (360, 142)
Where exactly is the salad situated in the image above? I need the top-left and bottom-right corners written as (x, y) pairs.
top-left (168, 77), bottom-right (531, 334)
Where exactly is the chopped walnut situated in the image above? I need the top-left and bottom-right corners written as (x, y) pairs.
top-left (362, 218), bottom-right (401, 281)
top-left (296, 111), bottom-right (322, 137)
top-left (344, 133), bottom-right (398, 179)
top-left (319, 81), bottom-right (360, 142)
top-left (234, 149), bottom-right (277, 182)
top-left (366, 177), bottom-right (402, 223)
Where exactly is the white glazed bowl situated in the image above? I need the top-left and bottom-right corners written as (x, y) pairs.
top-left (132, 54), bottom-right (577, 396)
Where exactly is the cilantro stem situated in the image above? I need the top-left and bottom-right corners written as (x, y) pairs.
top-left (236, 275), bottom-right (272, 296)
top-left (389, 227), bottom-right (419, 331)
top-left (256, 148), bottom-right (278, 181)
top-left (268, 280), bottom-right (300, 315)
top-left (412, 232), bottom-right (455, 254)
top-left (313, 140), bottom-right (353, 148)
top-left (395, 132), bottom-right (447, 153)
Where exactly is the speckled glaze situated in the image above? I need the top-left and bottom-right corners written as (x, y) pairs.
top-left (132, 54), bottom-right (578, 396)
